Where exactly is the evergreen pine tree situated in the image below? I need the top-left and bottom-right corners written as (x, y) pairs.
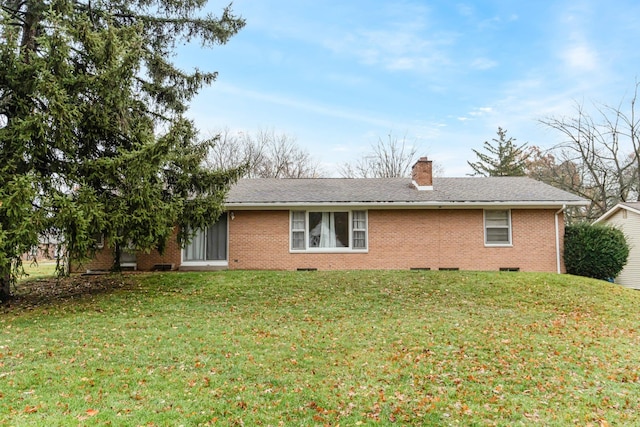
top-left (0, 0), bottom-right (245, 300)
top-left (468, 127), bottom-right (529, 176)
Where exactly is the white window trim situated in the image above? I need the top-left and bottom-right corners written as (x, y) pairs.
top-left (181, 259), bottom-right (229, 267)
top-left (352, 210), bottom-right (368, 250)
top-left (181, 217), bottom-right (229, 267)
top-left (290, 211), bottom-right (306, 251)
top-left (290, 209), bottom-right (369, 253)
top-left (484, 209), bottom-right (513, 247)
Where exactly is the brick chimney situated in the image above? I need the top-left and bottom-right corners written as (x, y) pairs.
top-left (411, 157), bottom-right (433, 190)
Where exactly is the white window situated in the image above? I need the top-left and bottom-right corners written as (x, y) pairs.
top-left (291, 211), bottom-right (306, 250)
top-left (484, 210), bottom-right (511, 245)
top-left (352, 211), bottom-right (367, 249)
top-left (290, 210), bottom-right (368, 252)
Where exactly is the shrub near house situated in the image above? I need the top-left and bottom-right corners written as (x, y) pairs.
top-left (75, 158), bottom-right (588, 273)
top-left (564, 223), bottom-right (630, 280)
top-left (593, 202), bottom-right (640, 288)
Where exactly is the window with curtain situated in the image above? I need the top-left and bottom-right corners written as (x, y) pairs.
top-left (291, 211), bottom-right (306, 250)
top-left (484, 209), bottom-right (511, 245)
top-left (352, 211), bottom-right (367, 249)
top-left (183, 213), bottom-right (228, 261)
top-left (290, 210), bottom-right (367, 251)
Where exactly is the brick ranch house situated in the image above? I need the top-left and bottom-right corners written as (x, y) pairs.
top-left (75, 158), bottom-right (587, 273)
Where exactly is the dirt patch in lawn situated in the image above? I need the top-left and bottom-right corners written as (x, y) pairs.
top-left (3, 273), bottom-right (137, 311)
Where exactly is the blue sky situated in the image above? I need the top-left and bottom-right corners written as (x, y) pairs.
top-left (178, 0), bottom-right (640, 176)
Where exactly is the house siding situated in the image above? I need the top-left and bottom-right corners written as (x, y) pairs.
top-left (602, 209), bottom-right (640, 289)
top-left (227, 208), bottom-right (563, 272)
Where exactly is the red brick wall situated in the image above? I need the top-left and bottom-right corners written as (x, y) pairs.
top-left (71, 243), bottom-right (116, 273)
top-left (71, 228), bottom-right (182, 272)
top-left (73, 208), bottom-right (565, 273)
top-left (227, 208), bottom-right (564, 272)
top-left (137, 228), bottom-right (182, 271)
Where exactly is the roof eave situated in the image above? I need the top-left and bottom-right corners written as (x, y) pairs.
top-left (225, 200), bottom-right (589, 210)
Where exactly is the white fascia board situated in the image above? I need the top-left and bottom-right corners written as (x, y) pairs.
top-left (225, 200), bottom-right (589, 210)
top-left (594, 203), bottom-right (640, 223)
top-left (624, 204), bottom-right (640, 216)
top-left (594, 205), bottom-right (622, 223)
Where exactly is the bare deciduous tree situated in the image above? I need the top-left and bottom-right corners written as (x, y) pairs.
top-left (207, 128), bottom-right (323, 178)
top-left (525, 146), bottom-right (594, 222)
top-left (537, 85), bottom-right (640, 221)
top-left (338, 133), bottom-right (442, 178)
top-left (206, 128), bottom-right (250, 172)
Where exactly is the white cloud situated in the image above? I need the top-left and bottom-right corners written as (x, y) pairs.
top-left (471, 57), bottom-right (498, 70)
top-left (456, 4), bottom-right (474, 17)
top-left (454, 106), bottom-right (495, 124)
top-left (319, 7), bottom-right (457, 74)
top-left (386, 57), bottom-right (417, 71)
top-left (562, 44), bottom-right (597, 71)
top-left (552, 2), bottom-right (601, 74)
top-left (208, 83), bottom-right (400, 129)
top-left (469, 107), bottom-right (494, 117)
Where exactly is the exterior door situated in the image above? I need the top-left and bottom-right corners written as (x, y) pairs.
top-left (182, 213), bottom-right (228, 265)
top-left (206, 213), bottom-right (227, 261)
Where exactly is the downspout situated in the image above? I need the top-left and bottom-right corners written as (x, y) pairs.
top-left (555, 205), bottom-right (567, 274)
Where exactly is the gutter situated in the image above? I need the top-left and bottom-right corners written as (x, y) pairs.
top-left (555, 204), bottom-right (567, 274)
top-left (225, 200), bottom-right (588, 210)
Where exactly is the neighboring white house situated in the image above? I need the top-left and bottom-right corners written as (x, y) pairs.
top-left (595, 202), bottom-right (640, 289)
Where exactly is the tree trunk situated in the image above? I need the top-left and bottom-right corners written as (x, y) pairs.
top-left (112, 243), bottom-right (121, 272)
top-left (1, 264), bottom-right (13, 303)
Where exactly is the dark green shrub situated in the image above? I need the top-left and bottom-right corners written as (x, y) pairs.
top-left (564, 223), bottom-right (629, 280)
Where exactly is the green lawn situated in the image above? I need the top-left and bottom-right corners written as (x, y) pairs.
top-left (2, 270), bottom-right (639, 426)
top-left (19, 261), bottom-right (58, 281)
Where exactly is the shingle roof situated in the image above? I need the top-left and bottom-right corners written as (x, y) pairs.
top-left (225, 177), bottom-right (587, 207)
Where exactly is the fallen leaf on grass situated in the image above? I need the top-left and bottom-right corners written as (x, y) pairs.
top-left (77, 408), bottom-right (99, 421)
